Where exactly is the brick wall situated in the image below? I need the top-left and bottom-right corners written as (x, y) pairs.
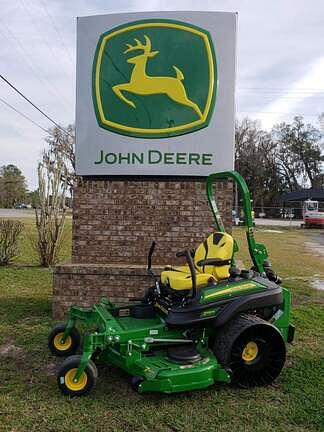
top-left (72, 179), bottom-right (232, 265)
top-left (53, 264), bottom-right (164, 320)
top-left (53, 178), bottom-right (232, 319)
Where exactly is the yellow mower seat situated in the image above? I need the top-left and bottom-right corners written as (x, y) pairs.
top-left (161, 270), bottom-right (216, 291)
top-left (161, 232), bottom-right (234, 291)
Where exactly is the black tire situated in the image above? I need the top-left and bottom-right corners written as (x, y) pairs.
top-left (48, 323), bottom-right (81, 357)
top-left (131, 376), bottom-right (144, 392)
top-left (213, 314), bottom-right (286, 387)
top-left (57, 354), bottom-right (98, 397)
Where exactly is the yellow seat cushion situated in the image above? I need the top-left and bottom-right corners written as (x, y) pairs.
top-left (161, 270), bottom-right (216, 291)
top-left (161, 232), bottom-right (234, 291)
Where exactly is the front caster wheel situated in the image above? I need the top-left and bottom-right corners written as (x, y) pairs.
top-left (48, 323), bottom-right (81, 357)
top-left (213, 314), bottom-right (286, 388)
top-left (57, 355), bottom-right (98, 397)
top-left (131, 376), bottom-right (144, 392)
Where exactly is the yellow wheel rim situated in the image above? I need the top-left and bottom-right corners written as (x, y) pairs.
top-left (53, 333), bottom-right (72, 351)
top-left (64, 368), bottom-right (88, 391)
top-left (242, 341), bottom-right (258, 362)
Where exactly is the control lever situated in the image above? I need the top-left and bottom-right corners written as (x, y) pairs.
top-left (176, 249), bottom-right (197, 299)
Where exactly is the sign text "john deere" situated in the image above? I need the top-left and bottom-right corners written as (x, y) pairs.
top-left (94, 150), bottom-right (213, 165)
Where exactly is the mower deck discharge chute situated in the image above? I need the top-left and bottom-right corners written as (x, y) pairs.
top-left (49, 171), bottom-right (295, 396)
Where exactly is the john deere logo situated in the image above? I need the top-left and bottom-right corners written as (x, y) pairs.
top-left (93, 19), bottom-right (217, 138)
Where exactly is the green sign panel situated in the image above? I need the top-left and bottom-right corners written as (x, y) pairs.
top-left (92, 19), bottom-right (217, 138)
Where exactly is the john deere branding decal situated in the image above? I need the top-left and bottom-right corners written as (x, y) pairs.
top-left (92, 20), bottom-right (217, 138)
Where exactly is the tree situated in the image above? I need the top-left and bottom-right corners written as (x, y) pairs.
top-left (0, 220), bottom-right (24, 265)
top-left (0, 164), bottom-right (27, 208)
top-left (235, 116), bottom-right (324, 211)
top-left (33, 147), bottom-right (68, 267)
top-left (26, 190), bottom-right (40, 208)
top-left (235, 118), bottom-right (283, 210)
top-left (45, 124), bottom-right (75, 193)
top-left (32, 124), bottom-right (74, 266)
top-left (272, 116), bottom-right (324, 189)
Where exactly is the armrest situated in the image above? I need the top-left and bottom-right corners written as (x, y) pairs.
top-left (176, 249), bottom-right (187, 258)
top-left (197, 258), bottom-right (231, 267)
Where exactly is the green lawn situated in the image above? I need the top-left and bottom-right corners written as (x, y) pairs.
top-left (0, 221), bottom-right (323, 432)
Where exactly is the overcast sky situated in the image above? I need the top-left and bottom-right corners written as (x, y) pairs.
top-left (1, 0), bottom-right (324, 190)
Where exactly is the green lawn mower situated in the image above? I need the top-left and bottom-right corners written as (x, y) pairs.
top-left (48, 171), bottom-right (295, 396)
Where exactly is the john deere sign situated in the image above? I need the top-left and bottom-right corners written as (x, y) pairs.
top-left (93, 20), bottom-right (216, 138)
top-left (76, 11), bottom-right (236, 176)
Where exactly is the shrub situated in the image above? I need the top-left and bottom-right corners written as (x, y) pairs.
top-left (33, 149), bottom-right (68, 267)
top-left (0, 220), bottom-right (23, 265)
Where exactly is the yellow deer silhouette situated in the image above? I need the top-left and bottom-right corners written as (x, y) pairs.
top-left (112, 35), bottom-right (203, 119)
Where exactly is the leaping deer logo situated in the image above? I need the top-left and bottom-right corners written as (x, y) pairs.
top-left (112, 35), bottom-right (203, 119)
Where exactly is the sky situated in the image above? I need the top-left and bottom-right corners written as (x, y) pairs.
top-left (1, 0), bottom-right (324, 190)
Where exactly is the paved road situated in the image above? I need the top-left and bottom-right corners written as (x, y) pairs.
top-left (254, 218), bottom-right (302, 227)
top-left (0, 209), bottom-right (72, 218)
top-left (0, 209), bottom-right (35, 218)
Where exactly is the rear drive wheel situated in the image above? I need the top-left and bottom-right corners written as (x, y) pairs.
top-left (57, 355), bottom-right (98, 397)
top-left (48, 323), bottom-right (81, 357)
top-left (213, 314), bottom-right (286, 387)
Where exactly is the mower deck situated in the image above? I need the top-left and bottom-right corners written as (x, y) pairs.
top-left (99, 342), bottom-right (230, 393)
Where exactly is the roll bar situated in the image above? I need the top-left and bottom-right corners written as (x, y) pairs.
top-left (206, 171), bottom-right (269, 274)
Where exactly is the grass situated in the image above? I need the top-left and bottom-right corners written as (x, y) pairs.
top-left (0, 220), bottom-right (323, 431)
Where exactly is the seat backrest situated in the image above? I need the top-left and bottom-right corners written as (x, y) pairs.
top-left (194, 232), bottom-right (234, 280)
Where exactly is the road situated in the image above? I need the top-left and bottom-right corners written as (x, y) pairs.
top-left (254, 218), bottom-right (302, 227)
top-left (0, 209), bottom-right (72, 218)
top-left (0, 209), bottom-right (35, 218)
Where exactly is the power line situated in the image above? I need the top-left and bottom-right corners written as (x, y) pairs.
top-left (18, 0), bottom-right (72, 85)
top-left (0, 73), bottom-right (73, 137)
top-left (38, 0), bottom-right (74, 67)
top-left (239, 110), bottom-right (320, 118)
top-left (0, 96), bottom-right (48, 133)
top-left (0, 19), bottom-right (73, 112)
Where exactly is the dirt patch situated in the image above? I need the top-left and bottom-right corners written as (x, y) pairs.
top-left (283, 275), bottom-right (324, 294)
top-left (310, 278), bottom-right (324, 291)
top-left (304, 231), bottom-right (324, 257)
top-left (43, 361), bottom-right (58, 377)
top-left (285, 354), bottom-right (296, 368)
top-left (0, 342), bottom-right (24, 358)
top-left (283, 275), bottom-right (324, 281)
top-left (304, 241), bottom-right (324, 257)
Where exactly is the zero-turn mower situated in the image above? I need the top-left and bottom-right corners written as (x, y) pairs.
top-left (48, 171), bottom-right (295, 396)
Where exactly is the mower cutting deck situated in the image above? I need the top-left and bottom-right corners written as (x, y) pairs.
top-left (48, 171), bottom-right (295, 397)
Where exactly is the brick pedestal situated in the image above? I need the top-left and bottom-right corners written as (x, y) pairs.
top-left (53, 178), bottom-right (232, 318)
